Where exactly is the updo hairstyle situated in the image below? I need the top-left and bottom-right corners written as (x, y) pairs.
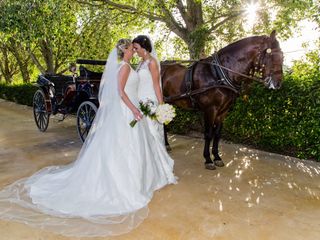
top-left (116, 39), bottom-right (132, 59)
top-left (132, 35), bottom-right (152, 53)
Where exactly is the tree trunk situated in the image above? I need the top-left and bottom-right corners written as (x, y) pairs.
top-left (40, 39), bottom-right (55, 74)
top-left (162, 0), bottom-right (206, 59)
top-left (27, 39), bottom-right (56, 75)
top-left (28, 49), bottom-right (46, 75)
top-left (0, 46), bottom-right (16, 84)
top-left (187, 40), bottom-right (206, 59)
top-left (8, 39), bottom-right (30, 83)
top-left (17, 60), bottom-right (30, 83)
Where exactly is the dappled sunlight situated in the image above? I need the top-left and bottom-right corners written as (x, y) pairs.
top-left (168, 135), bottom-right (177, 142)
top-left (203, 142), bottom-right (320, 213)
top-left (234, 168), bottom-right (243, 178)
top-left (181, 140), bottom-right (200, 157)
top-left (296, 162), bottom-right (318, 177)
top-left (181, 168), bottom-right (192, 176)
top-left (218, 199), bottom-right (223, 212)
top-left (225, 159), bottom-right (234, 167)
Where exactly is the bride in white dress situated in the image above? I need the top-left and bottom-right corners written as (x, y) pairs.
top-left (132, 35), bottom-right (175, 170)
top-left (133, 35), bottom-right (166, 143)
top-left (0, 39), bottom-right (176, 237)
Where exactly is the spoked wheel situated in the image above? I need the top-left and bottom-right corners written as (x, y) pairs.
top-left (77, 101), bottom-right (98, 143)
top-left (33, 89), bottom-right (50, 132)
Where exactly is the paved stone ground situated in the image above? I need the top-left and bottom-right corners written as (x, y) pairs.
top-left (0, 99), bottom-right (320, 240)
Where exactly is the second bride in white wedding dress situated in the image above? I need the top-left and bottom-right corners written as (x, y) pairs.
top-left (132, 35), bottom-right (175, 171)
top-left (0, 39), bottom-right (177, 237)
top-left (133, 35), bottom-right (166, 143)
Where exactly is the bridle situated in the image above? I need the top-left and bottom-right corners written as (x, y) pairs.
top-left (208, 38), bottom-right (283, 90)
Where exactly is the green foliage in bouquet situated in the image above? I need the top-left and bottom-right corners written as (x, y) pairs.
top-left (130, 100), bottom-right (156, 127)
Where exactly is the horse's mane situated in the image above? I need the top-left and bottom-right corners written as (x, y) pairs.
top-left (218, 34), bottom-right (280, 55)
top-left (218, 36), bottom-right (266, 54)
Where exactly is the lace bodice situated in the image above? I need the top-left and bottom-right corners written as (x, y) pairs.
top-left (137, 59), bottom-right (158, 103)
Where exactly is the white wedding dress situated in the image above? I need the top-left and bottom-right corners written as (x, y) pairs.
top-left (0, 49), bottom-right (176, 237)
top-left (137, 59), bottom-right (165, 143)
top-left (137, 58), bottom-right (177, 192)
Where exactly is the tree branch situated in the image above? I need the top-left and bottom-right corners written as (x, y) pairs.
top-left (27, 46), bottom-right (46, 74)
top-left (176, 0), bottom-right (189, 25)
top-left (187, 0), bottom-right (203, 26)
top-left (209, 10), bottom-right (245, 32)
top-left (82, 0), bottom-right (164, 21)
top-left (82, 0), bottom-right (189, 41)
top-left (155, 0), bottom-right (188, 40)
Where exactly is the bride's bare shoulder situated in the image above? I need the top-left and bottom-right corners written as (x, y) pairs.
top-left (148, 57), bottom-right (159, 70)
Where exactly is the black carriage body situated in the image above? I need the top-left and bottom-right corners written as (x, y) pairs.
top-left (35, 70), bottom-right (102, 115)
top-left (33, 59), bottom-right (106, 141)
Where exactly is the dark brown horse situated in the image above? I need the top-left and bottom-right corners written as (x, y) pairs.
top-left (161, 31), bottom-right (284, 170)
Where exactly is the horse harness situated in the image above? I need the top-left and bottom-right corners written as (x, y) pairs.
top-left (163, 53), bottom-right (241, 106)
top-left (163, 41), bottom-right (280, 105)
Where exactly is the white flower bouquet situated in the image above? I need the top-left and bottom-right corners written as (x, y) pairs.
top-left (155, 103), bottom-right (176, 125)
top-left (130, 100), bottom-right (176, 127)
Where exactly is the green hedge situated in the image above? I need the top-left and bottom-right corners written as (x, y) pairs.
top-left (224, 53), bottom-right (320, 161)
top-left (167, 108), bottom-right (203, 134)
top-left (223, 75), bottom-right (320, 161)
top-left (0, 83), bottom-right (37, 106)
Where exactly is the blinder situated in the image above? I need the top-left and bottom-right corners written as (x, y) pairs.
top-left (252, 38), bottom-right (283, 88)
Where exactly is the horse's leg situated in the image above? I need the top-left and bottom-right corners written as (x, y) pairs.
top-left (203, 114), bottom-right (216, 170)
top-left (212, 122), bottom-right (224, 167)
top-left (164, 125), bottom-right (171, 151)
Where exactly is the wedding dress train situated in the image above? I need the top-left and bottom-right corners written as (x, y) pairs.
top-left (0, 50), bottom-right (176, 237)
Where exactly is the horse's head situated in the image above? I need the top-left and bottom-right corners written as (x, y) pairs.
top-left (253, 30), bottom-right (284, 89)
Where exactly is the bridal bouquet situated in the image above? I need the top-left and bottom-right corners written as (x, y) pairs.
top-left (130, 100), bottom-right (176, 127)
top-left (155, 103), bottom-right (176, 125)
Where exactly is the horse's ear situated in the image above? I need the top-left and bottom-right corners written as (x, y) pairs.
top-left (270, 30), bottom-right (276, 41)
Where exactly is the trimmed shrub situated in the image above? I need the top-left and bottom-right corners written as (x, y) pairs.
top-left (0, 83), bottom-right (37, 106)
top-left (167, 108), bottom-right (203, 134)
top-left (223, 52), bottom-right (320, 161)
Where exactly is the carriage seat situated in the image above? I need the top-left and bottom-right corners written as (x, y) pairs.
top-left (79, 66), bottom-right (103, 80)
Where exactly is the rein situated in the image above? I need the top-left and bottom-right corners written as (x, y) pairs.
top-left (164, 84), bottom-right (238, 102)
top-left (208, 60), bottom-right (267, 83)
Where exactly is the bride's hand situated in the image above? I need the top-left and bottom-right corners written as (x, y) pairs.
top-left (132, 108), bottom-right (143, 121)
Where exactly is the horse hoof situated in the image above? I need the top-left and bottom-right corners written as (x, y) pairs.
top-left (166, 145), bottom-right (172, 152)
top-left (214, 160), bottom-right (224, 167)
top-left (205, 163), bottom-right (216, 170)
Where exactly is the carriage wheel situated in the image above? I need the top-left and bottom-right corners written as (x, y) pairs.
top-left (33, 89), bottom-right (50, 132)
top-left (77, 101), bottom-right (98, 143)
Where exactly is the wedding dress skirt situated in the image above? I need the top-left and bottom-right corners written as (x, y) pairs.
top-left (0, 61), bottom-right (176, 237)
top-left (137, 60), bottom-right (175, 172)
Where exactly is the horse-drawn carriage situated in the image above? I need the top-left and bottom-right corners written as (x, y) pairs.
top-left (33, 59), bottom-right (106, 142)
top-left (33, 31), bottom-right (283, 170)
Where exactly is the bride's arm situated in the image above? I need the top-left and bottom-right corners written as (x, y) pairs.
top-left (118, 64), bottom-right (143, 121)
top-left (148, 59), bottom-right (164, 104)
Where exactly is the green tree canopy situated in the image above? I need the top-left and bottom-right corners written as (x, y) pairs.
top-left (81, 0), bottom-right (317, 58)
